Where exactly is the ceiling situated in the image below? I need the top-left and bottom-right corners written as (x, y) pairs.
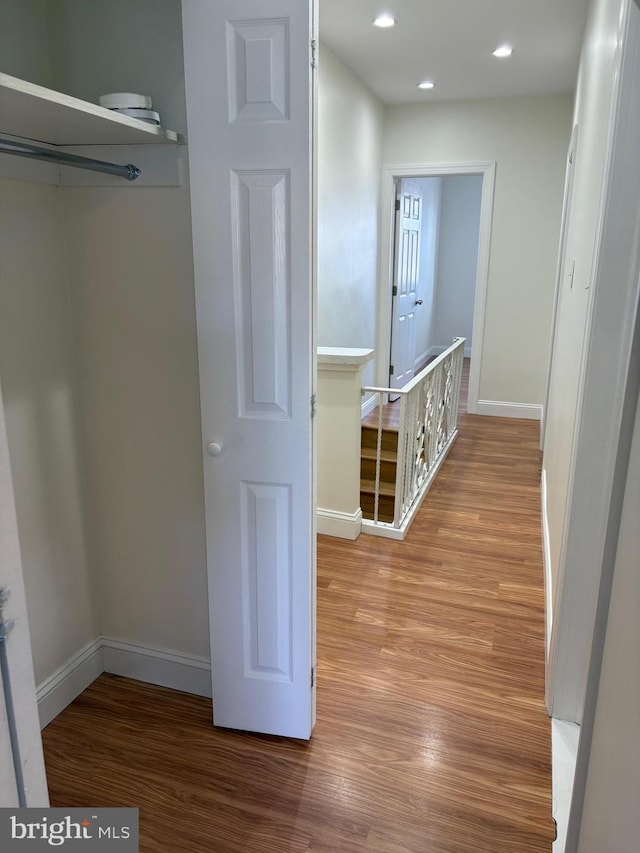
top-left (319, 0), bottom-right (591, 105)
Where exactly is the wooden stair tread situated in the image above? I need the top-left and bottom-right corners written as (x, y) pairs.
top-left (360, 447), bottom-right (397, 463)
top-left (360, 479), bottom-right (396, 497)
top-left (361, 423), bottom-right (399, 434)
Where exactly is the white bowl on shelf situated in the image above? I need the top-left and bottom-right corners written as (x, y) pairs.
top-left (99, 92), bottom-right (152, 110)
top-left (111, 107), bottom-right (161, 126)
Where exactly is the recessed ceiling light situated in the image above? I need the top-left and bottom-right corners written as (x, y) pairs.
top-left (373, 13), bottom-right (395, 28)
top-left (417, 80), bottom-right (435, 90)
top-left (493, 45), bottom-right (514, 58)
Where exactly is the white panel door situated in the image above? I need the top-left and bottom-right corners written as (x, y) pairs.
top-left (183, 0), bottom-right (315, 738)
top-left (390, 179), bottom-right (422, 390)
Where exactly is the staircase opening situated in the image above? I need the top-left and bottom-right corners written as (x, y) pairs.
top-left (360, 343), bottom-right (468, 538)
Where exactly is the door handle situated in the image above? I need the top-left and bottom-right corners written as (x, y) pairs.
top-left (206, 442), bottom-right (223, 457)
top-left (415, 299), bottom-right (423, 306)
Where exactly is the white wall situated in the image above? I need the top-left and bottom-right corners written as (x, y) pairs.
top-left (413, 177), bottom-right (441, 365)
top-left (411, 174), bottom-right (481, 366)
top-left (384, 95), bottom-right (572, 405)
top-left (432, 175), bottom-right (483, 353)
top-left (0, 0), bottom-right (98, 687)
top-left (49, 1), bottom-right (208, 658)
top-left (0, 0), bottom-right (209, 696)
top-left (0, 180), bottom-right (98, 683)
top-left (62, 187), bottom-right (209, 657)
top-left (48, 0), bottom-right (187, 133)
top-left (0, 0), bottom-right (52, 86)
top-left (318, 44), bottom-right (384, 388)
top-left (576, 389), bottom-right (640, 851)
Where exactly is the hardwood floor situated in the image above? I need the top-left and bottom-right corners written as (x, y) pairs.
top-left (42, 401), bottom-right (552, 852)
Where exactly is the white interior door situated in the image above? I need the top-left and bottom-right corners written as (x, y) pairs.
top-left (183, 0), bottom-right (316, 739)
top-left (390, 179), bottom-right (422, 390)
top-left (0, 382), bottom-right (49, 806)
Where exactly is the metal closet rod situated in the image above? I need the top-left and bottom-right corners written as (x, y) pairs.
top-left (0, 137), bottom-right (142, 181)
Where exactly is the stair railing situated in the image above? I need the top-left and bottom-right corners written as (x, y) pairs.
top-left (361, 337), bottom-right (465, 538)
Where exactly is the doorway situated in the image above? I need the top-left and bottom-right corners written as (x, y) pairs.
top-left (378, 163), bottom-right (496, 414)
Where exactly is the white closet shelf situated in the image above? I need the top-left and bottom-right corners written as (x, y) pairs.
top-left (0, 73), bottom-right (186, 146)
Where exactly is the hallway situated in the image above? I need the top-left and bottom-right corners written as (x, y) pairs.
top-left (42, 407), bottom-right (551, 852)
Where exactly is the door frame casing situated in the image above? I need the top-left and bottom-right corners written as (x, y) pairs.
top-left (377, 162), bottom-right (496, 412)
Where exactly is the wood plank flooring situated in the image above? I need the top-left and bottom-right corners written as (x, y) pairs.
top-left (42, 401), bottom-right (551, 852)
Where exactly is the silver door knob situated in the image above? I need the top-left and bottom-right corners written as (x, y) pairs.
top-left (206, 442), bottom-right (223, 457)
top-left (415, 299), bottom-right (424, 306)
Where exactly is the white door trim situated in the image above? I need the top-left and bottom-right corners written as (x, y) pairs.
top-left (377, 161), bottom-right (496, 413)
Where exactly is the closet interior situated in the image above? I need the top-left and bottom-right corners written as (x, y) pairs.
top-left (0, 0), bottom-right (211, 725)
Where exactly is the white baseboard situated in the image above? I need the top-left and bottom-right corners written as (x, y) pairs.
top-left (36, 638), bottom-right (104, 729)
top-left (361, 519), bottom-right (404, 540)
top-left (102, 638), bottom-right (212, 698)
top-left (541, 468), bottom-right (553, 662)
top-left (476, 400), bottom-right (542, 420)
top-left (317, 507), bottom-right (362, 540)
top-left (36, 636), bottom-right (212, 728)
top-left (361, 393), bottom-right (377, 419)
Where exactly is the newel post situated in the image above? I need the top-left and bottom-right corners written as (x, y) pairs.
top-left (316, 347), bottom-right (375, 540)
